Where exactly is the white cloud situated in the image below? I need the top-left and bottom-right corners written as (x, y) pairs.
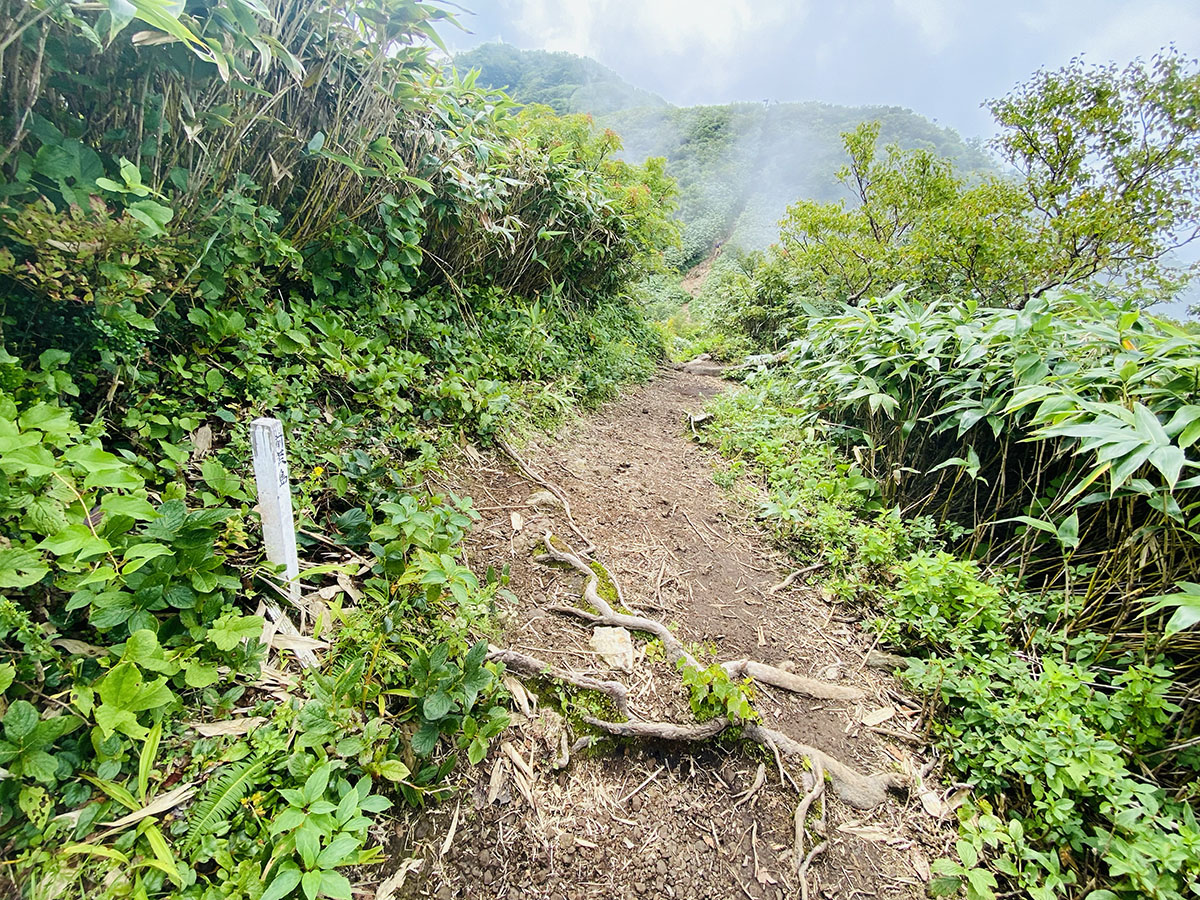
top-left (1080, 1), bottom-right (1200, 63)
top-left (511, 0), bottom-right (598, 57)
top-left (891, 0), bottom-right (958, 51)
top-left (512, 0), bottom-right (802, 63)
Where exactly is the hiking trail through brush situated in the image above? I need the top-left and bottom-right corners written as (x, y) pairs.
top-left (385, 370), bottom-right (953, 900)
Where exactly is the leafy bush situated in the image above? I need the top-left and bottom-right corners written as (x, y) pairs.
top-left (884, 554), bottom-right (1200, 900)
top-left (772, 289), bottom-right (1200, 654)
top-left (698, 382), bottom-right (1200, 899)
top-left (0, 0), bottom-right (676, 895)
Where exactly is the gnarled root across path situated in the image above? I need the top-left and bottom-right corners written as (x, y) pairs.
top-left (494, 533), bottom-right (906, 812)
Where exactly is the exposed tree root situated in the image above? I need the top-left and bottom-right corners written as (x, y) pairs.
top-left (768, 562), bottom-right (826, 594)
top-left (531, 533), bottom-right (904, 809)
top-left (581, 716), bottom-right (730, 742)
top-left (722, 659), bottom-right (864, 702)
top-left (486, 647), bottom-right (630, 719)
top-left (538, 536), bottom-right (863, 701)
top-left (493, 527), bottom-right (906, 885)
top-left (794, 752), bottom-right (825, 891)
top-left (497, 439), bottom-right (595, 555)
top-left (573, 710), bottom-right (902, 811)
top-left (742, 723), bottom-right (906, 810)
top-left (797, 840), bottom-right (828, 900)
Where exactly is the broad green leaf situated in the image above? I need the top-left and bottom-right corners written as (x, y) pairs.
top-left (1148, 444), bottom-right (1185, 489)
top-left (302, 764), bottom-right (331, 804)
top-left (95, 704), bottom-right (146, 740)
top-left (200, 458), bottom-right (241, 496)
top-left (1141, 583), bottom-right (1200, 636)
top-left (19, 784), bottom-right (52, 826)
top-left (422, 691), bottom-right (453, 721)
top-left (206, 613), bottom-right (264, 651)
top-left (64, 445), bottom-right (124, 469)
top-left (0, 548), bottom-right (49, 588)
top-left (4, 700), bottom-right (40, 743)
top-left (296, 823), bottom-right (320, 869)
top-left (101, 494), bottom-right (159, 521)
top-left (18, 402), bottom-right (73, 435)
top-left (316, 835), bottom-right (360, 870)
top-left (38, 525), bottom-right (111, 557)
top-left (1056, 512), bottom-right (1080, 550)
top-left (23, 750), bottom-right (59, 784)
top-left (375, 759), bottom-right (410, 782)
top-left (0, 445), bottom-right (58, 476)
top-left (183, 660), bottom-right (220, 688)
top-left (122, 542), bottom-right (174, 574)
top-left (261, 868), bottom-right (301, 900)
top-left (411, 721), bottom-right (440, 756)
top-left (318, 871), bottom-right (353, 900)
top-left (84, 466), bottom-right (145, 490)
top-left (97, 662), bottom-right (175, 713)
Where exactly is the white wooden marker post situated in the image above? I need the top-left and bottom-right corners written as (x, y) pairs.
top-left (250, 417), bottom-right (300, 601)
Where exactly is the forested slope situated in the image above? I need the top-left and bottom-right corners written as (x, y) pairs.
top-left (606, 101), bottom-right (993, 266)
top-left (454, 43), bottom-right (668, 115)
top-left (457, 43), bottom-right (993, 267)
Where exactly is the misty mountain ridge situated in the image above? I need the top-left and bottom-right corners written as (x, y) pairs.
top-left (454, 43), bottom-right (669, 115)
top-left (455, 43), bottom-right (993, 267)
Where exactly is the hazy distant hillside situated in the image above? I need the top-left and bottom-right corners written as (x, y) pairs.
top-left (456, 45), bottom-right (994, 268)
top-left (455, 43), bottom-right (668, 115)
top-left (605, 103), bottom-right (995, 266)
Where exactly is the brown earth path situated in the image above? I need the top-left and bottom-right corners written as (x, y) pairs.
top-left (388, 370), bottom-right (947, 900)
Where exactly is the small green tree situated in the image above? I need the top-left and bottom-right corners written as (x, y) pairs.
top-left (776, 121), bottom-right (962, 304)
top-left (767, 49), bottom-right (1200, 314)
top-left (987, 49), bottom-right (1200, 303)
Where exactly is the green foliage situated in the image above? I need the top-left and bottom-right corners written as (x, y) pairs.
top-left (633, 273), bottom-right (692, 322)
top-left (699, 380), bottom-right (1200, 899)
top-left (264, 763), bottom-right (390, 900)
top-left (696, 385), bottom-right (913, 596)
top-left (678, 661), bottom-right (756, 724)
top-left (884, 554), bottom-right (1200, 900)
top-left (698, 51), bottom-right (1200, 351)
top-left (0, 0), bottom-right (675, 896)
top-left (873, 552), bottom-right (1014, 653)
top-left (184, 756), bottom-right (273, 851)
top-left (1142, 582), bottom-right (1200, 637)
top-left (606, 101), bottom-right (993, 270)
top-left (769, 290), bottom-right (1200, 650)
top-left (460, 43), bottom-right (996, 270)
top-left (988, 51), bottom-right (1200, 301)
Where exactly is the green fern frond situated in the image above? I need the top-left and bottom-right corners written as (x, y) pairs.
top-left (183, 755), bottom-right (272, 850)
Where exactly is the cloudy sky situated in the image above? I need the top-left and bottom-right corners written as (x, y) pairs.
top-left (442, 0), bottom-right (1200, 140)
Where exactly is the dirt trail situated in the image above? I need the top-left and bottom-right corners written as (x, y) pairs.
top-left (680, 247), bottom-right (721, 296)
top-left (394, 371), bottom-right (941, 900)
